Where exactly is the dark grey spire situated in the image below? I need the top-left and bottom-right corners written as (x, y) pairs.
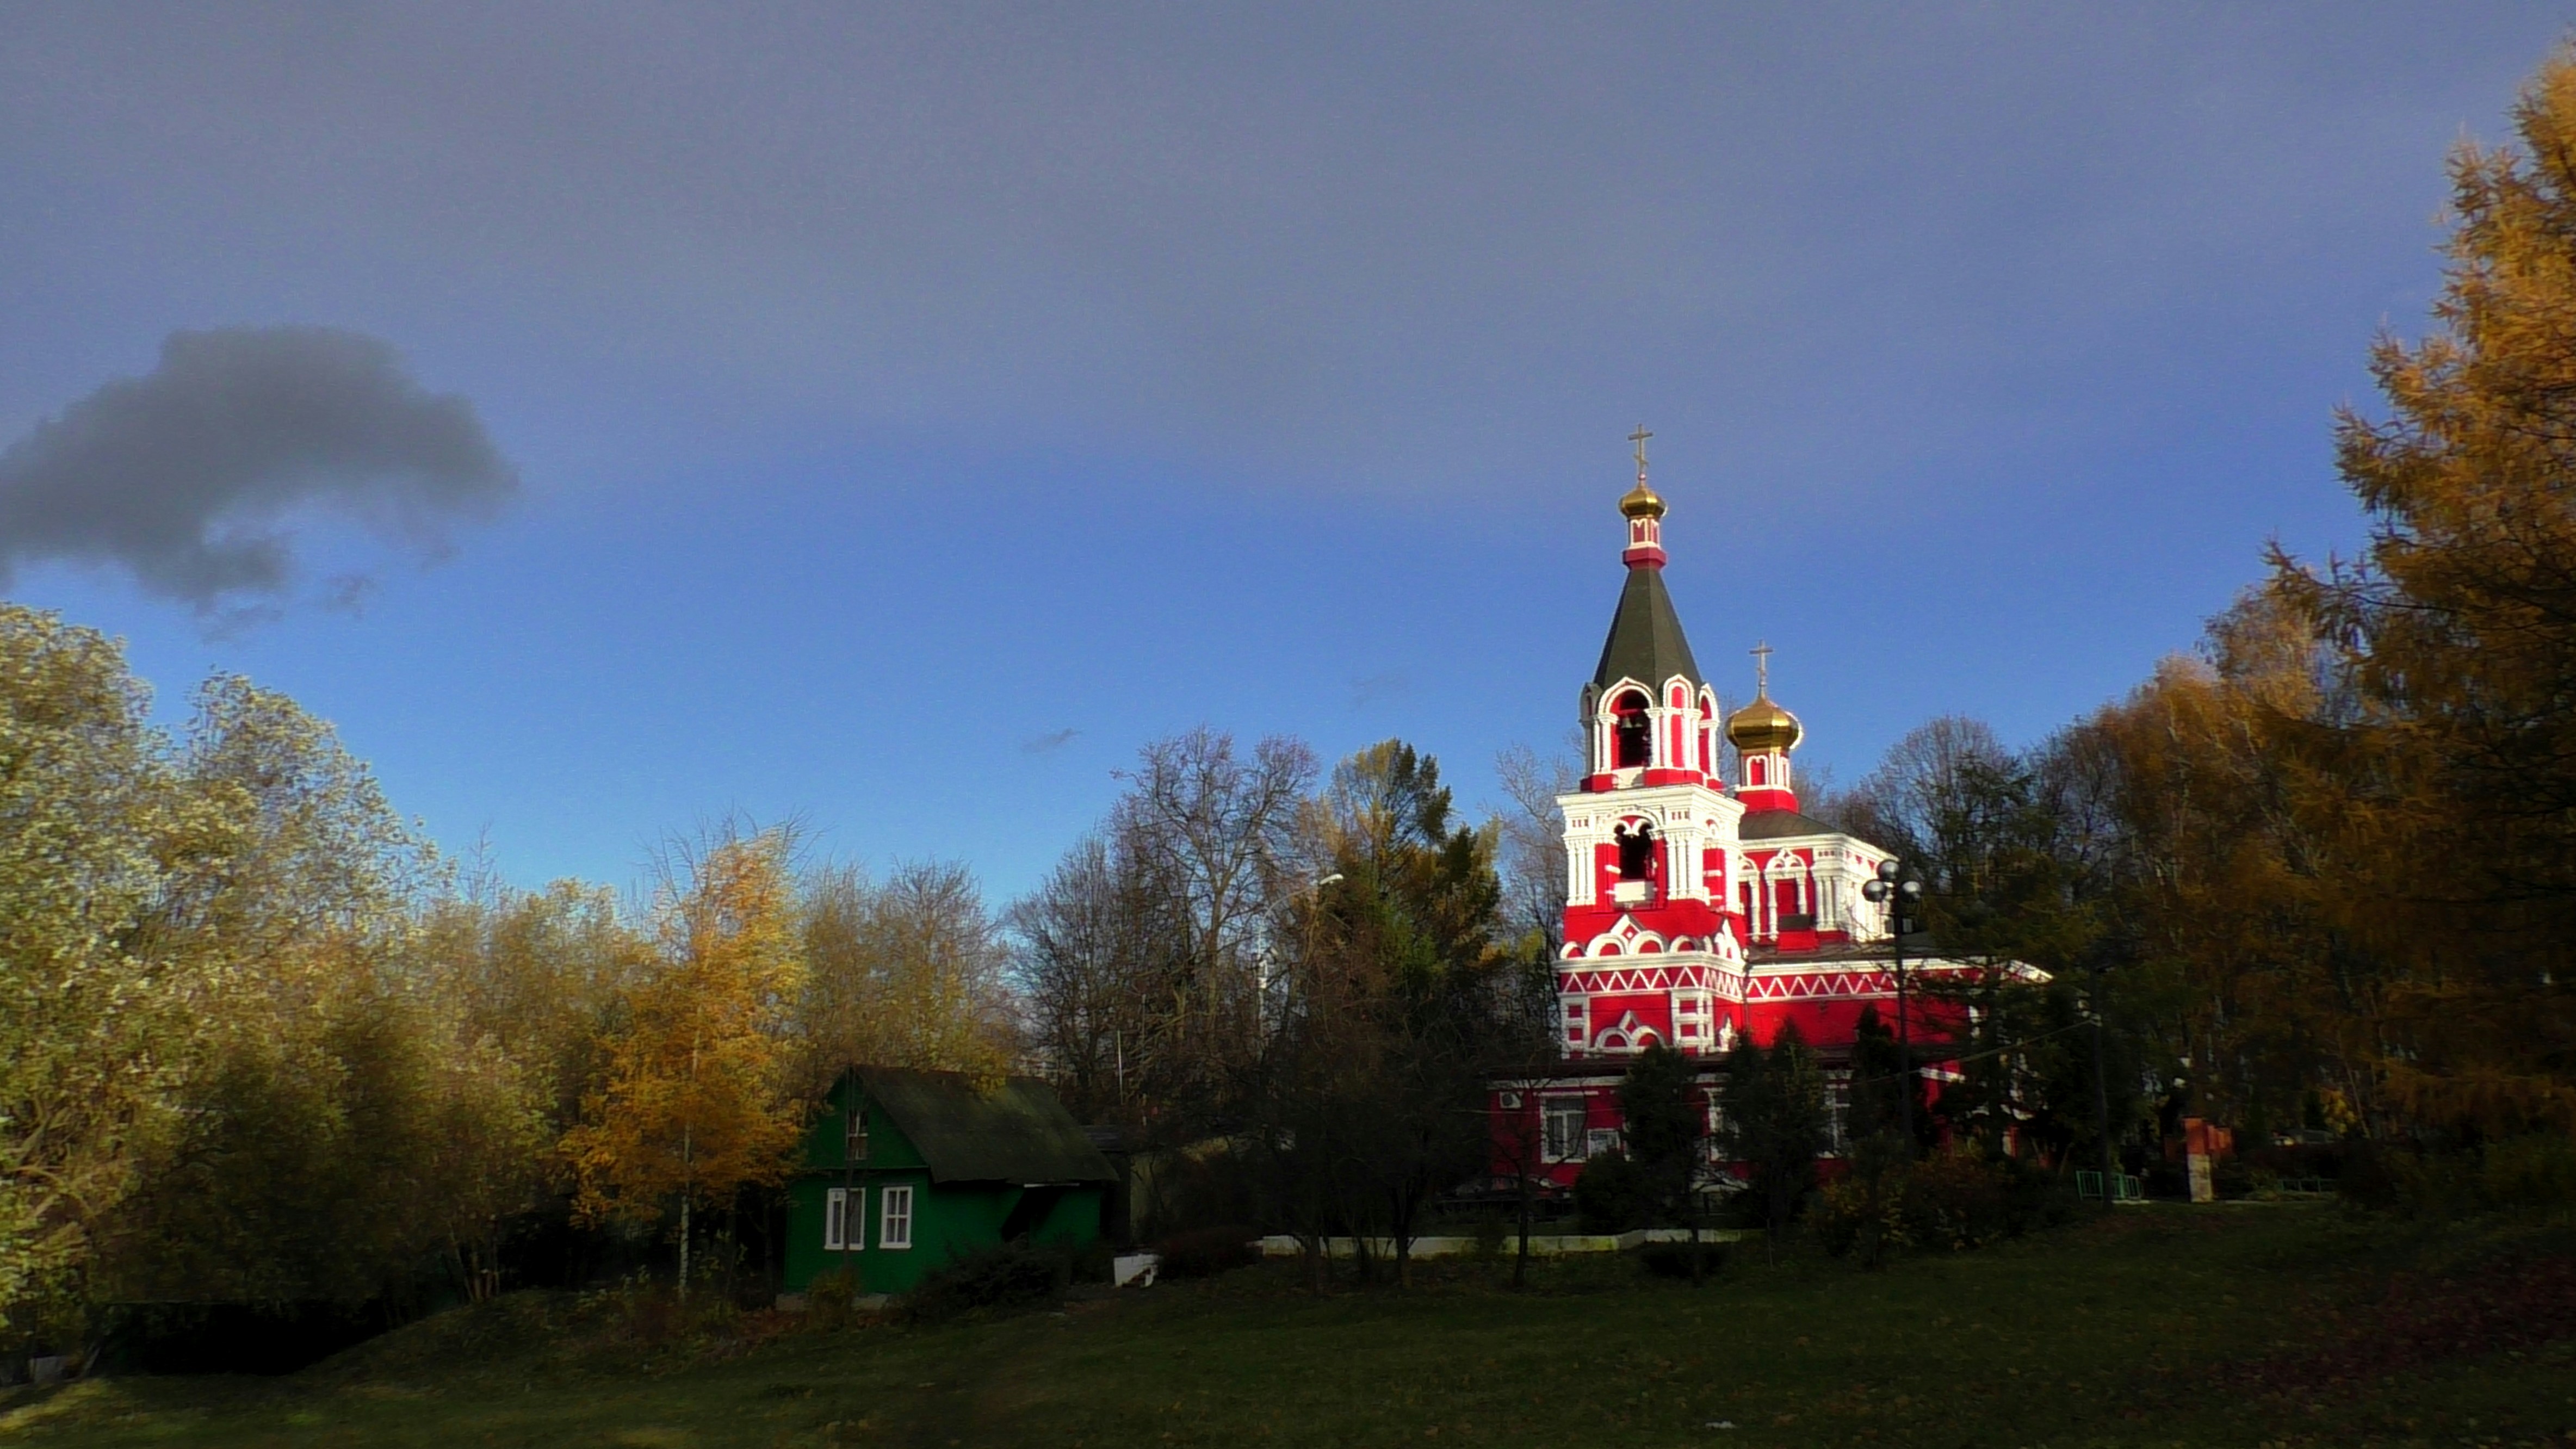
top-left (1591, 563), bottom-right (1702, 691)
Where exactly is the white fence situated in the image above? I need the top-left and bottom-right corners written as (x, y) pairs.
top-left (1255, 1228), bottom-right (1745, 1259)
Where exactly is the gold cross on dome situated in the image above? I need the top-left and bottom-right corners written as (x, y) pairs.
top-left (1628, 424), bottom-right (1652, 475)
top-left (1751, 640), bottom-right (1773, 696)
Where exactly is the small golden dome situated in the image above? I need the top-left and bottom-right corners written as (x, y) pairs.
top-left (1618, 479), bottom-right (1667, 519)
top-left (1725, 693), bottom-right (1802, 753)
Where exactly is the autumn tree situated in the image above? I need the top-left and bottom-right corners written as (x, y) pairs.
top-left (102, 677), bottom-right (566, 1312)
top-left (429, 876), bottom-right (654, 1136)
top-left (564, 830), bottom-right (807, 1300)
top-left (1015, 729), bottom-right (1315, 1139)
top-left (1008, 833), bottom-right (1181, 1123)
top-left (1490, 741), bottom-right (1580, 1048)
top-left (0, 609), bottom-right (193, 1342)
top-left (2260, 48), bottom-right (2576, 1137)
top-left (798, 859), bottom-right (1013, 1093)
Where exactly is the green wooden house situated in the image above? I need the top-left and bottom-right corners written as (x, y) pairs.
top-left (784, 1068), bottom-right (1116, 1296)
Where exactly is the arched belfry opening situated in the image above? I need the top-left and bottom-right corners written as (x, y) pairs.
top-left (1611, 690), bottom-right (1653, 770)
top-left (1613, 820), bottom-right (1657, 881)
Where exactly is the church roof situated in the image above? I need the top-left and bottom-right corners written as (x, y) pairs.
top-left (1591, 565), bottom-right (1702, 692)
top-left (1737, 808), bottom-right (1848, 841)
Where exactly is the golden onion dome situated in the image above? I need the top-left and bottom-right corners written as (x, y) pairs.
top-left (1725, 693), bottom-right (1803, 753)
top-left (1618, 478), bottom-right (1667, 519)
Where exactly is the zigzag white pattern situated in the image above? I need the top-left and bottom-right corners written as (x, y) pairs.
top-left (1744, 970), bottom-right (1892, 1000)
top-left (1559, 962), bottom-right (1743, 996)
top-left (1739, 962), bottom-right (1984, 1000)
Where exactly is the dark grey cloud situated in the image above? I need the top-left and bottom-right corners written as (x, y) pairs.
top-left (1349, 673), bottom-right (1409, 710)
top-left (0, 327), bottom-right (516, 614)
top-left (1022, 728), bottom-right (1082, 756)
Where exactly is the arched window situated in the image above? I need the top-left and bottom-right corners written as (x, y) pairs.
top-left (1611, 691), bottom-right (1652, 769)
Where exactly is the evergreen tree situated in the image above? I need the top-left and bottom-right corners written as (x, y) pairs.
top-left (1618, 1042), bottom-right (1710, 1278)
top-left (1618, 1042), bottom-right (1701, 1223)
top-left (1719, 1024), bottom-right (1828, 1252)
top-left (1845, 1005), bottom-right (1924, 1151)
top-left (1259, 740), bottom-right (1507, 1285)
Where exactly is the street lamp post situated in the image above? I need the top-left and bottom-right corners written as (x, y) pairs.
top-left (2087, 957), bottom-right (2119, 1206)
top-left (1860, 859), bottom-right (1924, 1150)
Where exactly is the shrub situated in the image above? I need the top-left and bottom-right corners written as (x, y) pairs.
top-left (2338, 1141), bottom-right (2403, 1210)
top-left (900, 1242), bottom-right (1067, 1323)
top-left (1807, 1178), bottom-right (1875, 1258)
top-left (1574, 1153), bottom-right (1651, 1234)
top-left (1152, 1224), bottom-right (1260, 1280)
top-left (1137, 1147), bottom-right (1259, 1241)
top-left (2480, 1135), bottom-right (2576, 1209)
top-left (1889, 1145), bottom-right (2009, 1249)
top-left (804, 1268), bottom-right (860, 1332)
top-left (2213, 1154), bottom-right (2256, 1199)
top-left (1638, 1241), bottom-right (1727, 1279)
top-left (1811, 1146), bottom-right (2069, 1260)
top-left (2337, 1135), bottom-right (2576, 1218)
top-left (2385, 1148), bottom-right (2486, 1219)
top-left (1991, 1152), bottom-right (2079, 1237)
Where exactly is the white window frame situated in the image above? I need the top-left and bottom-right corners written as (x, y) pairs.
top-left (824, 1187), bottom-right (850, 1250)
top-left (1541, 1097), bottom-right (1586, 1163)
top-left (880, 1185), bottom-right (914, 1250)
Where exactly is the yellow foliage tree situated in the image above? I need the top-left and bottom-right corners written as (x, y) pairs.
top-left (2271, 49), bottom-right (2576, 1136)
top-left (563, 831), bottom-right (807, 1298)
top-left (0, 608), bottom-right (191, 1334)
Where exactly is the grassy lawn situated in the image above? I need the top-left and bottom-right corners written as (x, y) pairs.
top-left (5, 1204), bottom-right (2573, 1448)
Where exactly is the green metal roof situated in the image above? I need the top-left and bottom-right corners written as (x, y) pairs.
top-left (1591, 565), bottom-right (1702, 693)
top-left (1737, 808), bottom-right (1846, 841)
top-left (856, 1068), bottom-right (1117, 1186)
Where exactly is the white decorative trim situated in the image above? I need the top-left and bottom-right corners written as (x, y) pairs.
top-left (1593, 1010), bottom-right (1659, 1054)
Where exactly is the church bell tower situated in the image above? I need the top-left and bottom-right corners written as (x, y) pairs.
top-left (1553, 433), bottom-right (1748, 1058)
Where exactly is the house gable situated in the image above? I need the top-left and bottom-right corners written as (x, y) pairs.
top-left (785, 1067), bottom-right (1113, 1298)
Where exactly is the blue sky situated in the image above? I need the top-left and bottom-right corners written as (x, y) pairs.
top-left (0, 4), bottom-right (2565, 901)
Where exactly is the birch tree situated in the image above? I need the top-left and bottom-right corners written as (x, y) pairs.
top-left (563, 831), bottom-right (806, 1300)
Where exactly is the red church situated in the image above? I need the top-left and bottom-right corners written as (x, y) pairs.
top-left (1491, 442), bottom-right (2016, 1188)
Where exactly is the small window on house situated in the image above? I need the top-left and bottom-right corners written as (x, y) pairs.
top-left (845, 1104), bottom-right (868, 1163)
top-left (1615, 823), bottom-right (1657, 881)
top-left (824, 1188), bottom-right (849, 1250)
top-left (880, 1185), bottom-right (914, 1250)
top-left (1542, 1098), bottom-right (1586, 1162)
top-left (1612, 693), bottom-right (1652, 769)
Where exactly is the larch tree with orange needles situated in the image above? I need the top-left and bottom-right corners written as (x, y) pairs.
top-left (562, 830), bottom-right (807, 1301)
top-left (2271, 49), bottom-right (2576, 1137)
